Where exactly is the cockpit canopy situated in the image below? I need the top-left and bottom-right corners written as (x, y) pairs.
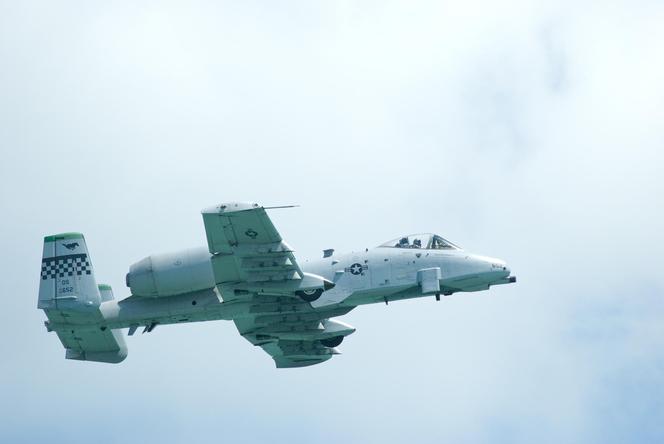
top-left (378, 233), bottom-right (461, 250)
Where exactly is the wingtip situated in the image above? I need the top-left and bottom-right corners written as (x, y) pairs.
top-left (201, 202), bottom-right (261, 214)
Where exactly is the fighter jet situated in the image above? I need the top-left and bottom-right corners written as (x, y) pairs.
top-left (38, 202), bottom-right (516, 368)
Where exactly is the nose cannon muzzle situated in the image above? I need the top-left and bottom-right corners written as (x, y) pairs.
top-left (486, 258), bottom-right (516, 286)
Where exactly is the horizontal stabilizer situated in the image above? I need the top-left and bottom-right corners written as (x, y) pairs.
top-left (58, 327), bottom-right (127, 363)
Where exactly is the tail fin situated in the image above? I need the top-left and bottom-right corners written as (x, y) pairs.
top-left (39, 232), bottom-right (101, 310)
top-left (39, 233), bottom-right (127, 363)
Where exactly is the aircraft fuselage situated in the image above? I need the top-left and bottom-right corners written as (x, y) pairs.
top-left (96, 243), bottom-right (514, 332)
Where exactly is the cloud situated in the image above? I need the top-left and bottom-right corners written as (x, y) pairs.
top-left (1, 1), bottom-right (663, 443)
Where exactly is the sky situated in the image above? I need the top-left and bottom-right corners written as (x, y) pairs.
top-left (1, 1), bottom-right (663, 443)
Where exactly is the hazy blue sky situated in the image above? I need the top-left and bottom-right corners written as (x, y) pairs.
top-left (1, 1), bottom-right (663, 443)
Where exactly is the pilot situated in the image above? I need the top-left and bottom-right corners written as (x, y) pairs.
top-left (397, 237), bottom-right (409, 248)
top-left (412, 239), bottom-right (421, 248)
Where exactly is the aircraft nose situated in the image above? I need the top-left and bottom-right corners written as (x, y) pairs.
top-left (472, 255), bottom-right (512, 278)
top-left (495, 261), bottom-right (516, 283)
top-left (477, 255), bottom-right (516, 284)
top-left (485, 258), bottom-right (516, 285)
top-left (486, 257), bottom-right (510, 276)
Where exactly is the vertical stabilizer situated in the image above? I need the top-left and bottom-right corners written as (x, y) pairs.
top-left (38, 233), bottom-right (127, 363)
top-left (38, 232), bottom-right (101, 310)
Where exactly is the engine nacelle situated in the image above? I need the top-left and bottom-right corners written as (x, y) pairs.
top-left (126, 247), bottom-right (215, 298)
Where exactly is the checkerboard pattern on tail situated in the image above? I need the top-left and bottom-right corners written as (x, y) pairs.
top-left (41, 254), bottom-right (91, 280)
top-left (38, 232), bottom-right (100, 308)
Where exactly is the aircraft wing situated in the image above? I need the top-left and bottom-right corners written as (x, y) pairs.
top-left (232, 294), bottom-right (355, 368)
top-left (201, 202), bottom-right (332, 301)
top-left (202, 203), bottom-right (353, 367)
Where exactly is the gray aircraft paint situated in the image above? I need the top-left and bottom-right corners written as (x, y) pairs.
top-left (38, 202), bottom-right (515, 367)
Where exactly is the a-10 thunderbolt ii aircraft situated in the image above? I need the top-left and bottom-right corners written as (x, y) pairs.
top-left (38, 202), bottom-right (516, 368)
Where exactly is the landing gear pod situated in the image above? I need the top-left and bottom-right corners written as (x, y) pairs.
top-left (296, 288), bottom-right (323, 302)
top-left (320, 336), bottom-right (344, 348)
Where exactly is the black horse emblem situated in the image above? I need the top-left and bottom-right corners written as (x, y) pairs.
top-left (62, 242), bottom-right (80, 251)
